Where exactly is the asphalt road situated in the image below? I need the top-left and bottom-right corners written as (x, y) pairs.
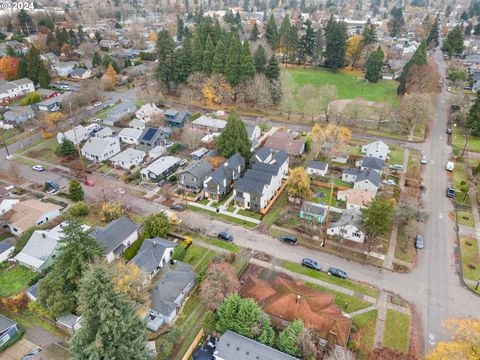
top-left (0, 49), bottom-right (478, 355)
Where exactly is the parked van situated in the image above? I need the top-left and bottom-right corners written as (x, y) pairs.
top-left (446, 161), bottom-right (454, 171)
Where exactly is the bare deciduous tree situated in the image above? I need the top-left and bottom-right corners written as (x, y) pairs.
top-left (181, 125), bottom-right (203, 150)
top-left (406, 60), bottom-right (441, 94)
top-left (398, 94), bottom-right (434, 135)
top-left (319, 84), bottom-right (337, 122)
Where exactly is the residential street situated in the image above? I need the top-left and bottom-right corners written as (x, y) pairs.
top-left (0, 45), bottom-right (477, 356)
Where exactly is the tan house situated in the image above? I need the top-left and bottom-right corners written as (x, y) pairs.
top-left (337, 189), bottom-right (375, 210)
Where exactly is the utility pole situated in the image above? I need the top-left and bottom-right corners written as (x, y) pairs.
top-left (0, 129), bottom-right (11, 158)
top-left (70, 102), bottom-right (89, 185)
top-left (321, 179), bottom-right (334, 247)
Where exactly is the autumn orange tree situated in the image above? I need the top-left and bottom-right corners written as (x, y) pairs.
top-left (102, 63), bottom-right (117, 90)
top-left (44, 112), bottom-right (65, 132)
top-left (287, 167), bottom-right (312, 200)
top-left (108, 261), bottom-right (149, 306)
top-left (0, 56), bottom-right (19, 80)
top-left (427, 318), bottom-right (480, 360)
top-left (199, 261), bottom-right (239, 310)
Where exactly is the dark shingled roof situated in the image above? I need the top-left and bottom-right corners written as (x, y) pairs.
top-left (360, 156), bottom-right (385, 171)
top-left (132, 238), bottom-right (176, 274)
top-left (355, 170), bottom-right (381, 186)
top-left (0, 314), bottom-right (16, 332)
top-left (180, 159), bottom-right (213, 180)
top-left (91, 216), bottom-right (139, 254)
top-left (307, 160), bottom-right (328, 171)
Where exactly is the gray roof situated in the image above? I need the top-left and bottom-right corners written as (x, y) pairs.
top-left (0, 314), bottom-right (16, 333)
top-left (301, 201), bottom-right (327, 216)
top-left (360, 157), bottom-right (385, 171)
top-left (150, 262), bottom-right (195, 316)
top-left (342, 168), bottom-right (362, 176)
top-left (246, 123), bottom-right (259, 139)
top-left (56, 313), bottom-right (81, 328)
top-left (106, 100), bottom-right (136, 119)
top-left (132, 238), bottom-right (176, 274)
top-left (355, 170), bottom-right (381, 186)
top-left (91, 216), bottom-right (139, 254)
top-left (307, 160), bottom-right (328, 171)
top-left (71, 68), bottom-right (89, 77)
top-left (11, 78), bottom-right (33, 86)
top-left (216, 331), bottom-right (298, 360)
top-left (251, 147), bottom-right (272, 163)
top-left (329, 208), bottom-right (362, 229)
top-left (26, 283), bottom-right (38, 300)
top-left (181, 159), bottom-right (213, 180)
top-left (206, 153), bottom-right (245, 189)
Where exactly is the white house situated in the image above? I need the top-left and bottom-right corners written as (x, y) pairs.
top-left (94, 127), bottom-right (114, 139)
top-left (0, 199), bottom-right (19, 215)
top-left (52, 61), bottom-right (77, 77)
top-left (140, 156), bottom-right (182, 181)
top-left (361, 140), bottom-right (389, 160)
top-left (327, 209), bottom-right (365, 243)
top-left (356, 156), bottom-right (385, 175)
top-left (306, 160), bottom-right (329, 177)
top-left (132, 237), bottom-right (177, 279)
top-left (337, 189), bottom-right (375, 210)
top-left (0, 199), bottom-right (63, 236)
top-left (353, 170), bottom-right (380, 195)
top-left (111, 148), bottom-right (145, 170)
top-left (129, 118), bottom-right (146, 131)
top-left (0, 78), bottom-right (35, 102)
top-left (136, 103), bottom-right (163, 122)
top-left (81, 137), bottom-right (121, 162)
top-left (91, 216), bottom-right (139, 263)
top-left (234, 148), bottom-right (289, 213)
top-left (332, 152), bottom-right (349, 164)
top-left (118, 127), bottom-right (142, 145)
top-left (342, 168), bottom-right (362, 184)
top-left (15, 222), bottom-right (90, 272)
top-left (70, 68), bottom-right (92, 80)
top-left (57, 125), bottom-right (90, 145)
top-left (192, 116), bottom-right (227, 132)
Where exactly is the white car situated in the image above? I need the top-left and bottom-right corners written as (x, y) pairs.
top-left (446, 161), bottom-right (454, 171)
top-left (91, 118), bottom-right (101, 122)
top-left (383, 179), bottom-right (396, 186)
top-left (113, 188), bottom-right (126, 195)
top-left (94, 102), bottom-right (102, 107)
top-left (165, 141), bottom-right (174, 148)
top-left (32, 165), bottom-right (44, 171)
top-left (5, 154), bottom-right (13, 160)
top-left (421, 155), bottom-right (427, 164)
top-left (447, 86), bottom-right (452, 92)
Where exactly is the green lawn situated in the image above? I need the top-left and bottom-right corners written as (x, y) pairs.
top-left (387, 144), bottom-right (405, 165)
top-left (452, 126), bottom-right (480, 153)
top-left (283, 262), bottom-right (379, 298)
top-left (182, 245), bottom-right (210, 267)
top-left (352, 310), bottom-right (378, 359)
top-left (285, 68), bottom-right (398, 104)
top-left (305, 282), bottom-right (373, 313)
top-left (311, 186), bottom-right (338, 207)
top-left (0, 265), bottom-right (37, 297)
top-left (187, 206), bottom-right (257, 228)
top-left (175, 295), bottom-right (201, 329)
top-left (460, 236), bottom-right (480, 281)
top-left (199, 236), bottom-right (240, 253)
top-left (457, 211), bottom-right (475, 228)
top-left (237, 209), bottom-right (262, 220)
top-left (383, 310), bottom-right (410, 353)
top-left (262, 193), bottom-right (287, 227)
top-left (453, 161), bottom-right (471, 207)
top-left (14, 156), bottom-right (39, 167)
top-left (395, 223), bottom-right (413, 264)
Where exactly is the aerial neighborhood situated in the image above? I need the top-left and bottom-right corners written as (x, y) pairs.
top-left (0, 1), bottom-right (478, 360)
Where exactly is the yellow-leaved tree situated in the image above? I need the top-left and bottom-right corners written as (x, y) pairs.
top-left (287, 167), bottom-right (312, 200)
top-left (427, 318), bottom-right (480, 360)
top-left (44, 112), bottom-right (65, 132)
top-left (109, 261), bottom-right (150, 306)
top-left (102, 63), bottom-right (117, 90)
top-left (148, 31), bottom-right (157, 42)
top-left (345, 34), bottom-right (363, 68)
top-left (310, 123), bottom-right (351, 161)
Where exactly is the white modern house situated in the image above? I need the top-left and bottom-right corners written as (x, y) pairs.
top-left (327, 209), bottom-right (365, 243)
top-left (57, 125), bottom-right (90, 145)
top-left (110, 148), bottom-right (146, 170)
top-left (361, 140), bottom-right (389, 160)
top-left (140, 156), bottom-right (182, 181)
top-left (118, 127), bottom-right (142, 145)
top-left (0, 199), bottom-right (19, 215)
top-left (81, 137), bottom-right (121, 162)
top-left (0, 78), bottom-right (35, 102)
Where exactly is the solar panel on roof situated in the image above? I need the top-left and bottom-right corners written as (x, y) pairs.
top-left (142, 128), bottom-right (157, 142)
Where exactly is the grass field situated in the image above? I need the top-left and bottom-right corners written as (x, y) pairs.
top-left (0, 265), bottom-right (36, 297)
top-left (305, 282), bottom-right (372, 313)
top-left (198, 236), bottom-right (240, 253)
top-left (283, 262), bottom-right (379, 298)
top-left (457, 211), bottom-right (475, 228)
top-left (453, 161), bottom-right (471, 207)
top-left (387, 144), bottom-right (405, 165)
top-left (285, 68), bottom-right (398, 104)
top-left (352, 310), bottom-right (378, 359)
top-left (452, 127), bottom-right (480, 153)
top-left (25, 138), bottom-right (62, 164)
top-left (383, 310), bottom-right (410, 353)
top-left (460, 236), bottom-right (480, 282)
top-left (262, 193), bottom-right (287, 227)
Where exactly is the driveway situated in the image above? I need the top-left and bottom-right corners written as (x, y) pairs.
top-left (2, 338), bottom-right (37, 360)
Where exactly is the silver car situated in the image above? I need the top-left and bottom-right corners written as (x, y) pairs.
top-left (421, 155), bottom-right (427, 164)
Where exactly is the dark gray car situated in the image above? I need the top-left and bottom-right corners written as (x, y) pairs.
top-left (302, 258), bottom-right (321, 271)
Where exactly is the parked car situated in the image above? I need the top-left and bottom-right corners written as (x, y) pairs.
top-left (157, 179), bottom-right (167, 187)
top-left (113, 188), bottom-right (125, 194)
top-left (446, 128), bottom-right (453, 135)
top-left (414, 234), bottom-right (424, 249)
top-left (421, 155), bottom-right (428, 164)
top-left (447, 86), bottom-right (452, 92)
top-left (94, 101), bottom-right (102, 107)
top-left (383, 179), bottom-right (396, 186)
top-left (301, 258), bottom-right (321, 271)
top-left (165, 141), bottom-right (174, 148)
top-left (5, 154), bottom-right (13, 160)
top-left (32, 165), bottom-right (44, 171)
top-left (328, 267), bottom-right (347, 279)
top-left (446, 161), bottom-right (454, 171)
top-left (218, 231), bottom-right (234, 242)
top-left (22, 348), bottom-right (42, 360)
top-left (170, 204), bottom-right (185, 211)
top-left (447, 185), bottom-right (455, 198)
top-left (279, 235), bottom-right (297, 245)
top-left (389, 164), bottom-right (404, 171)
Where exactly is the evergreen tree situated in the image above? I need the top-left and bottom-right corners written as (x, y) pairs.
top-left (69, 264), bottom-right (152, 360)
top-left (277, 320), bottom-right (304, 357)
top-left (59, 139), bottom-right (76, 156)
top-left (312, 28), bottom-right (324, 66)
top-left (92, 51), bottom-right (101, 67)
top-left (426, 16), bottom-right (440, 47)
top-left (142, 212), bottom-right (171, 238)
top-left (365, 46), bottom-right (384, 83)
top-left (302, 19), bottom-right (315, 57)
top-left (155, 29), bottom-right (175, 90)
top-left (17, 9), bottom-right (33, 36)
top-left (279, 14), bottom-right (292, 55)
top-left (362, 19), bottom-right (377, 46)
top-left (324, 17), bottom-right (348, 70)
top-left (442, 25), bottom-right (465, 58)
top-left (177, 16), bottom-right (185, 41)
top-left (192, 31), bottom-right (204, 72)
top-left (203, 35), bottom-right (215, 75)
top-left (250, 22), bottom-right (260, 41)
top-left (466, 22), bottom-right (473, 37)
top-left (25, 46), bottom-right (50, 87)
top-left (265, 55), bottom-right (280, 81)
top-left (460, 10), bottom-right (469, 21)
top-left (38, 219), bottom-right (102, 316)
top-left (397, 41), bottom-right (427, 95)
top-left (213, 18), bottom-right (223, 45)
top-left (467, 92), bottom-right (480, 136)
top-left (173, 37), bottom-right (192, 84)
top-left (225, 36), bottom-right (241, 86)
top-left (215, 112), bottom-right (251, 158)
top-left (389, 7), bottom-right (404, 37)
top-left (265, 14), bottom-right (279, 49)
top-left (212, 40), bottom-right (226, 74)
top-left (239, 40), bottom-right (256, 82)
top-left (68, 179), bottom-right (84, 202)
top-left (17, 57), bottom-right (28, 79)
top-left (254, 45), bottom-right (268, 73)
top-left (286, 24), bottom-right (298, 64)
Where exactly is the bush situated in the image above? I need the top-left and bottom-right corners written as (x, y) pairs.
top-left (168, 175), bottom-right (177, 183)
top-left (124, 237), bottom-right (145, 260)
top-left (67, 201), bottom-right (89, 218)
top-left (1, 293), bottom-right (29, 313)
top-left (28, 301), bottom-right (54, 319)
top-left (189, 112), bottom-right (202, 121)
top-left (21, 92), bottom-right (41, 105)
top-left (157, 327), bottom-right (181, 360)
top-left (99, 202), bottom-right (125, 222)
top-left (140, 52), bottom-right (156, 60)
top-left (169, 143), bottom-right (182, 154)
top-left (172, 245), bottom-right (186, 261)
